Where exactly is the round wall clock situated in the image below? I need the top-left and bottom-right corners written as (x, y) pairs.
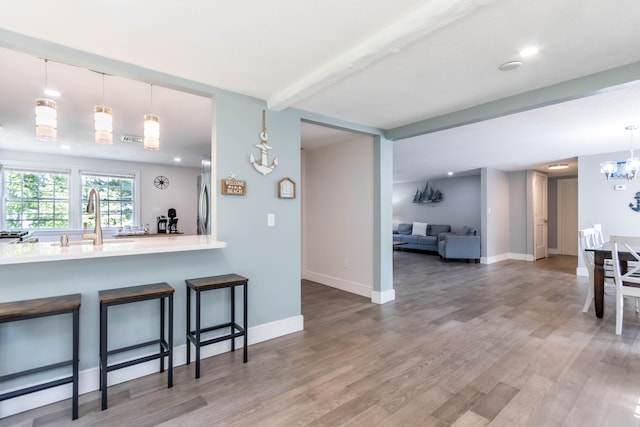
top-left (154, 175), bottom-right (169, 189)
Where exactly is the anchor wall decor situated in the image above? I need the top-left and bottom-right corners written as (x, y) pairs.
top-left (629, 192), bottom-right (640, 212)
top-left (250, 110), bottom-right (278, 175)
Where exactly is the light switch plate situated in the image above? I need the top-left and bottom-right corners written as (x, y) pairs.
top-left (267, 213), bottom-right (275, 227)
top-left (614, 184), bottom-right (626, 191)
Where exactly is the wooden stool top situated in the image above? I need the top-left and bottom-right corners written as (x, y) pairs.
top-left (186, 274), bottom-right (248, 291)
top-left (0, 294), bottom-right (81, 321)
top-left (99, 282), bottom-right (174, 304)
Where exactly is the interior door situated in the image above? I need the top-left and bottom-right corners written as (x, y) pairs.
top-left (533, 171), bottom-right (548, 260)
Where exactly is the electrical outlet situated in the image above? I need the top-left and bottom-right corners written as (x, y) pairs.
top-left (267, 213), bottom-right (275, 227)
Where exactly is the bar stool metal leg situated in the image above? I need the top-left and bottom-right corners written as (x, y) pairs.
top-left (100, 301), bottom-right (108, 410)
top-left (243, 281), bottom-right (248, 363)
top-left (72, 307), bottom-right (80, 420)
top-left (231, 286), bottom-right (235, 352)
top-left (168, 293), bottom-right (173, 388)
top-left (196, 288), bottom-right (201, 379)
top-left (186, 287), bottom-right (191, 365)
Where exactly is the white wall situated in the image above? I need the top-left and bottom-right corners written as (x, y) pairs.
top-left (392, 175), bottom-right (481, 230)
top-left (302, 135), bottom-right (374, 298)
top-left (0, 150), bottom-right (200, 235)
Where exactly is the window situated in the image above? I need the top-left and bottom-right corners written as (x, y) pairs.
top-left (3, 168), bottom-right (70, 229)
top-left (81, 173), bottom-right (134, 228)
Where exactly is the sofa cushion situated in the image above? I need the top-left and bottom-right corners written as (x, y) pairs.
top-left (412, 222), bottom-right (428, 236)
top-left (397, 223), bottom-right (412, 235)
top-left (429, 224), bottom-right (451, 236)
top-left (397, 235), bottom-right (420, 244)
top-left (417, 236), bottom-right (437, 246)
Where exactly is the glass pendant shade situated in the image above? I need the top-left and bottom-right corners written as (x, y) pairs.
top-left (35, 98), bottom-right (57, 141)
top-left (144, 114), bottom-right (160, 150)
top-left (94, 105), bottom-right (113, 144)
top-left (625, 156), bottom-right (640, 180)
top-left (600, 161), bottom-right (617, 180)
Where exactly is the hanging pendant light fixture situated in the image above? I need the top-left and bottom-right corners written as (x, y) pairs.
top-left (624, 125), bottom-right (640, 180)
top-left (35, 59), bottom-right (57, 141)
top-left (601, 125), bottom-right (640, 180)
top-left (94, 73), bottom-right (113, 144)
top-left (144, 84), bottom-right (159, 150)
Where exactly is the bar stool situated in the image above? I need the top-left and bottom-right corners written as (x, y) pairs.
top-left (0, 294), bottom-right (81, 420)
top-left (185, 274), bottom-right (248, 379)
top-left (99, 282), bottom-right (174, 410)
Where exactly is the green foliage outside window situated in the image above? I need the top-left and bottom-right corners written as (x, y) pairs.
top-left (4, 170), bottom-right (70, 229)
top-left (82, 175), bottom-right (134, 228)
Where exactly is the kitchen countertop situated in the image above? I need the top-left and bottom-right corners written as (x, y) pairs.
top-left (0, 234), bottom-right (227, 265)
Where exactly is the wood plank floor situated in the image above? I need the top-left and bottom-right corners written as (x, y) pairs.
top-left (4, 252), bottom-right (640, 426)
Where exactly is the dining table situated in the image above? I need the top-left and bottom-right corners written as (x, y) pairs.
top-left (586, 242), bottom-right (636, 318)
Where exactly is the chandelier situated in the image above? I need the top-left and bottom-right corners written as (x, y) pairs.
top-left (601, 125), bottom-right (640, 180)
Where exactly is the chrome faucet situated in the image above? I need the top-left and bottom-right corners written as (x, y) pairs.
top-left (83, 188), bottom-right (103, 245)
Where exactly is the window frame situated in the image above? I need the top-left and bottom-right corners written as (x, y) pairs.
top-left (1, 161), bottom-right (140, 233)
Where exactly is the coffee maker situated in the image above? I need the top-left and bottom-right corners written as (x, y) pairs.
top-left (157, 208), bottom-right (178, 233)
top-left (167, 208), bottom-right (179, 233)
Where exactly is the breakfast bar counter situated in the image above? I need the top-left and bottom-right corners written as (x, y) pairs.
top-left (0, 235), bottom-right (234, 418)
top-left (0, 235), bottom-right (226, 265)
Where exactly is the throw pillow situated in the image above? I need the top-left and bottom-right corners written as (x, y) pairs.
top-left (397, 223), bottom-right (412, 235)
top-left (412, 222), bottom-right (428, 236)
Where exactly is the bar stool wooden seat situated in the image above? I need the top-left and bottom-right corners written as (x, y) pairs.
top-left (99, 282), bottom-right (174, 410)
top-left (0, 294), bottom-right (81, 420)
top-left (185, 274), bottom-right (248, 379)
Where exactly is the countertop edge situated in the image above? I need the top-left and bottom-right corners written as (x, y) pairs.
top-left (0, 236), bottom-right (228, 265)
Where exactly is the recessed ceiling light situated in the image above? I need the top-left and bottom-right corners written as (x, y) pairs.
top-left (60, 144), bottom-right (71, 150)
top-left (173, 157), bottom-right (182, 162)
top-left (44, 88), bottom-right (61, 97)
top-left (548, 164), bottom-right (569, 170)
top-left (447, 171), bottom-right (454, 176)
top-left (498, 60), bottom-right (522, 71)
top-left (519, 47), bottom-right (539, 58)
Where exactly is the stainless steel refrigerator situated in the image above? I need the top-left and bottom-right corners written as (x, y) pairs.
top-left (197, 159), bottom-right (211, 235)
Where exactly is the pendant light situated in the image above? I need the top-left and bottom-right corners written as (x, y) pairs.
top-left (94, 73), bottom-right (113, 144)
top-left (601, 125), bottom-right (640, 180)
top-left (35, 59), bottom-right (57, 141)
top-left (144, 84), bottom-right (159, 150)
top-left (624, 125), bottom-right (640, 180)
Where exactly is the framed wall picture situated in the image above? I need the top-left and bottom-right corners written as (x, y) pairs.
top-left (278, 178), bottom-right (296, 199)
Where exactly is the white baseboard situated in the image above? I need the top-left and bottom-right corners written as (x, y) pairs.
top-left (548, 247), bottom-right (559, 255)
top-left (371, 289), bottom-right (395, 304)
top-left (483, 253), bottom-right (536, 264)
top-left (303, 270), bottom-right (372, 298)
top-left (0, 315), bottom-right (304, 419)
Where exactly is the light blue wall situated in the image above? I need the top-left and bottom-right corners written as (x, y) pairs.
top-left (393, 175), bottom-right (481, 230)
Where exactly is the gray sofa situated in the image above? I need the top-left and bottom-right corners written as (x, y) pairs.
top-left (393, 223), bottom-right (452, 252)
top-left (393, 223), bottom-right (480, 262)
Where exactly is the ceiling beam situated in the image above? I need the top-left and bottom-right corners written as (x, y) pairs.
top-left (385, 61), bottom-right (640, 141)
top-left (268, 0), bottom-right (498, 111)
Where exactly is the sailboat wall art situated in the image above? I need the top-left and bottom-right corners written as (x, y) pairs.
top-left (412, 182), bottom-right (443, 204)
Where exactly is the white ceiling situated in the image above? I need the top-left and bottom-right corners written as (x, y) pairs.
top-left (1, 0), bottom-right (640, 180)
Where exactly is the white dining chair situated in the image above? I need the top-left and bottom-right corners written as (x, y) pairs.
top-left (611, 235), bottom-right (640, 335)
top-left (581, 228), bottom-right (615, 313)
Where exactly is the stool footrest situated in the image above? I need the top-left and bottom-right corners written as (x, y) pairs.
top-left (106, 347), bottom-right (170, 373)
top-left (0, 359), bottom-right (73, 383)
top-left (0, 375), bottom-right (73, 402)
top-left (106, 338), bottom-right (169, 357)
